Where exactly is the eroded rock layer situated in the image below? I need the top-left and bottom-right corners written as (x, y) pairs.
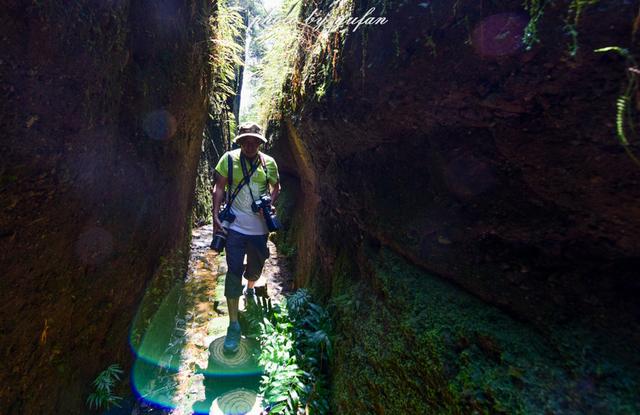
top-left (272, 0), bottom-right (640, 412)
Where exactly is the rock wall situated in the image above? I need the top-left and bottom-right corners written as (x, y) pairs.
top-left (0, 1), bottom-right (211, 412)
top-left (271, 0), bottom-right (640, 412)
top-left (192, 111), bottom-right (230, 227)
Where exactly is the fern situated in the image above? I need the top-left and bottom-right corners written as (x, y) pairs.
top-left (247, 0), bottom-right (303, 125)
top-left (594, 46), bottom-right (640, 167)
top-left (246, 0), bottom-right (353, 124)
top-left (287, 288), bottom-right (310, 317)
top-left (86, 364), bottom-right (124, 410)
top-left (616, 95), bottom-right (630, 146)
top-left (251, 289), bottom-right (332, 414)
top-left (208, 0), bottom-right (245, 115)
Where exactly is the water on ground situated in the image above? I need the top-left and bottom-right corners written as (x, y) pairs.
top-left (128, 225), bottom-right (292, 415)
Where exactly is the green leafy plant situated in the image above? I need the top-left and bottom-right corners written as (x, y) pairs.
top-left (208, 0), bottom-right (245, 114)
top-left (245, 289), bottom-right (332, 414)
top-left (86, 364), bottom-right (124, 410)
top-left (243, 288), bottom-right (275, 337)
top-left (257, 312), bottom-right (305, 414)
top-left (246, 0), bottom-right (353, 125)
top-left (247, 0), bottom-right (303, 125)
top-left (595, 46), bottom-right (640, 167)
top-left (288, 291), bottom-right (332, 415)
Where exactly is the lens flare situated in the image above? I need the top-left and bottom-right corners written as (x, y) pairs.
top-left (129, 280), bottom-right (263, 412)
top-left (472, 13), bottom-right (528, 57)
top-left (143, 110), bottom-right (177, 141)
top-left (210, 388), bottom-right (262, 415)
top-left (75, 227), bottom-right (114, 265)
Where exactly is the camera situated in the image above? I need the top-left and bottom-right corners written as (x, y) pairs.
top-left (252, 195), bottom-right (281, 232)
top-left (210, 209), bottom-right (236, 252)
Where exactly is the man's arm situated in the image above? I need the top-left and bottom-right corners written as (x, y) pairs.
top-left (270, 181), bottom-right (281, 206)
top-left (213, 174), bottom-right (228, 233)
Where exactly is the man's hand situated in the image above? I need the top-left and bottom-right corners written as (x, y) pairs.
top-left (213, 174), bottom-right (229, 234)
top-left (270, 182), bottom-right (281, 209)
top-left (213, 215), bottom-right (227, 234)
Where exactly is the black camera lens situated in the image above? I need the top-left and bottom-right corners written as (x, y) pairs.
top-left (264, 212), bottom-right (281, 232)
top-left (218, 209), bottom-right (236, 223)
top-left (210, 231), bottom-right (227, 252)
top-left (257, 195), bottom-right (281, 232)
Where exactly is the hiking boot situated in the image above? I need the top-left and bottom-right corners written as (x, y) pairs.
top-left (223, 321), bottom-right (241, 354)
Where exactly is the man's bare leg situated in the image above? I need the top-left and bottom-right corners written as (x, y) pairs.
top-left (227, 297), bottom-right (239, 322)
top-left (224, 297), bottom-right (242, 354)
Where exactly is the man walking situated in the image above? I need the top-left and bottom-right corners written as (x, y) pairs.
top-left (212, 122), bottom-right (281, 354)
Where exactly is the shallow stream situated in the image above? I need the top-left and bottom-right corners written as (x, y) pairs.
top-left (128, 225), bottom-right (290, 414)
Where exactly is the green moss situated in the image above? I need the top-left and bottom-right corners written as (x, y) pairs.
top-left (327, 247), bottom-right (640, 414)
top-left (0, 174), bottom-right (17, 188)
top-left (328, 248), bottom-right (357, 299)
top-left (330, 280), bottom-right (457, 413)
top-left (272, 177), bottom-right (299, 260)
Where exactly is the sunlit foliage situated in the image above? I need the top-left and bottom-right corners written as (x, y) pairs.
top-left (209, 0), bottom-right (245, 114)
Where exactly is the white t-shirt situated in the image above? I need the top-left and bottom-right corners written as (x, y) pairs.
top-left (229, 176), bottom-right (269, 235)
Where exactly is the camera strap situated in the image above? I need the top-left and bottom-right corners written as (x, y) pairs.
top-left (222, 154), bottom-right (258, 218)
top-left (259, 153), bottom-right (268, 179)
top-left (225, 154), bottom-right (233, 204)
top-left (224, 153), bottom-right (260, 212)
top-left (240, 154), bottom-right (266, 203)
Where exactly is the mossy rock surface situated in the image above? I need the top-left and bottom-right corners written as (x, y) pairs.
top-left (329, 247), bottom-right (640, 414)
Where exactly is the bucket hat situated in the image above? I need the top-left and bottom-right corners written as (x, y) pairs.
top-left (233, 122), bottom-right (267, 144)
